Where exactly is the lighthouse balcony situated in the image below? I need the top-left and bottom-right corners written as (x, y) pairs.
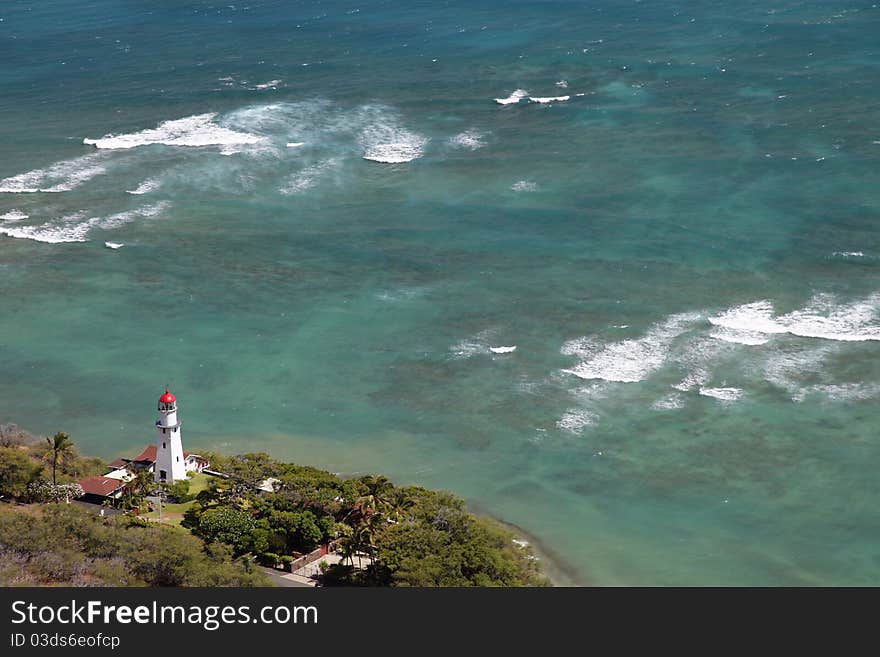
top-left (155, 420), bottom-right (181, 430)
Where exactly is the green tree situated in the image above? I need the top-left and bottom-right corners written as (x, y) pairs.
top-left (357, 475), bottom-right (394, 514)
top-left (197, 507), bottom-right (256, 555)
top-left (267, 509), bottom-right (323, 554)
top-left (44, 432), bottom-right (75, 485)
top-left (123, 469), bottom-right (156, 509)
top-left (0, 447), bottom-right (42, 499)
top-left (165, 479), bottom-right (191, 503)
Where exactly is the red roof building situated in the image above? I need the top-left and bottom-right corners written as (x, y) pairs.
top-left (79, 475), bottom-right (126, 500)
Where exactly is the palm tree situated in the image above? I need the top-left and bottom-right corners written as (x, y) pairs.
top-left (386, 489), bottom-right (415, 522)
top-left (124, 469), bottom-right (156, 509)
top-left (357, 475), bottom-right (394, 514)
top-left (335, 525), bottom-right (359, 566)
top-left (44, 432), bottom-right (75, 485)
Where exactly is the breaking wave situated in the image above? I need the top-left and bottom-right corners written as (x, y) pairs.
top-left (83, 113), bottom-right (265, 150)
top-left (562, 313), bottom-right (701, 383)
top-left (494, 89), bottom-right (528, 105)
top-left (359, 121), bottom-right (428, 163)
top-left (708, 295), bottom-right (880, 342)
top-left (0, 202), bottom-right (169, 244)
top-left (0, 153), bottom-right (109, 193)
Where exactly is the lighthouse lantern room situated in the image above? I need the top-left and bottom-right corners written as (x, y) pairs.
top-left (155, 388), bottom-right (187, 484)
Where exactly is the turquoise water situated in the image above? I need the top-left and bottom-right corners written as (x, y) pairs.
top-left (2, 0), bottom-right (880, 584)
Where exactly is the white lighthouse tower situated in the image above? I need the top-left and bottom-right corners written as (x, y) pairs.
top-left (155, 388), bottom-right (187, 484)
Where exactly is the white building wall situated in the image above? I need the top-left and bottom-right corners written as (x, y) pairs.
top-left (155, 404), bottom-right (187, 484)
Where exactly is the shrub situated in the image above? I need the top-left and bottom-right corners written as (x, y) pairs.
top-left (257, 552), bottom-right (279, 567)
top-left (165, 480), bottom-right (191, 503)
top-left (27, 480), bottom-right (84, 504)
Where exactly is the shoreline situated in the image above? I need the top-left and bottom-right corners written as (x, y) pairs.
top-left (4, 421), bottom-right (566, 586)
top-left (467, 504), bottom-right (585, 587)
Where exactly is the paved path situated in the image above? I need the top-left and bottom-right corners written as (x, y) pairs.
top-left (263, 554), bottom-right (370, 587)
top-left (261, 568), bottom-right (313, 588)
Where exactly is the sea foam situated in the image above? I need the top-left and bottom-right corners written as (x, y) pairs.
top-left (494, 89), bottom-right (528, 105)
top-left (556, 409), bottom-right (597, 435)
top-left (529, 95), bottom-right (570, 103)
top-left (279, 158), bottom-right (340, 195)
top-left (698, 387), bottom-right (744, 402)
top-left (83, 113), bottom-right (265, 150)
top-left (449, 129), bottom-right (485, 150)
top-left (709, 295), bottom-right (880, 342)
top-left (359, 122), bottom-right (428, 163)
top-left (126, 178), bottom-right (161, 195)
top-left (0, 153), bottom-right (108, 193)
top-left (0, 202), bottom-right (169, 244)
top-left (0, 212), bottom-right (92, 243)
top-left (562, 313), bottom-right (701, 383)
top-left (0, 210), bottom-right (28, 223)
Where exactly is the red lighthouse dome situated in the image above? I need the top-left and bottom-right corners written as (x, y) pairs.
top-left (159, 389), bottom-right (176, 404)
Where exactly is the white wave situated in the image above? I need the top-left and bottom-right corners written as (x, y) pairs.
top-left (529, 95), bottom-right (570, 103)
top-left (286, 142), bottom-right (305, 148)
top-left (0, 153), bottom-right (108, 193)
top-left (279, 158), bottom-right (340, 195)
top-left (511, 180), bottom-right (538, 192)
top-left (376, 286), bottom-right (426, 303)
top-left (0, 202), bottom-right (168, 244)
top-left (450, 329), bottom-right (497, 360)
top-left (709, 295), bottom-right (880, 342)
top-left (555, 80), bottom-right (569, 88)
top-left (762, 344), bottom-right (835, 401)
top-left (0, 210), bottom-right (28, 223)
top-left (832, 251), bottom-right (865, 258)
top-left (104, 242), bottom-right (124, 249)
top-left (94, 201), bottom-right (169, 230)
top-left (708, 326), bottom-right (770, 346)
top-left (562, 312), bottom-right (701, 383)
top-left (449, 129), bottom-right (485, 150)
top-left (253, 79), bottom-right (281, 90)
top-left (794, 383), bottom-right (880, 403)
top-left (0, 212), bottom-right (91, 243)
top-left (360, 121), bottom-right (428, 163)
top-left (560, 336), bottom-right (598, 359)
top-left (673, 370), bottom-right (711, 392)
top-left (494, 89), bottom-right (528, 105)
top-left (652, 393), bottom-right (685, 410)
top-left (556, 409), bottom-right (597, 435)
top-left (489, 346), bottom-right (517, 354)
top-left (83, 113), bottom-right (265, 150)
top-left (126, 178), bottom-right (161, 195)
top-left (699, 387), bottom-right (744, 402)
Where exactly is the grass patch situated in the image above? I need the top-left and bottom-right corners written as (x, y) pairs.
top-left (186, 472), bottom-right (211, 496)
top-left (143, 501), bottom-right (193, 526)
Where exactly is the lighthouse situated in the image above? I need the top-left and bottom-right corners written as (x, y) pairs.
top-left (155, 388), bottom-right (187, 484)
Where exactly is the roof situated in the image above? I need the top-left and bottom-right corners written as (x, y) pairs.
top-left (160, 389), bottom-right (176, 404)
top-left (132, 444), bottom-right (194, 464)
top-left (132, 445), bottom-right (157, 464)
top-left (79, 475), bottom-right (126, 497)
top-left (107, 458), bottom-right (128, 469)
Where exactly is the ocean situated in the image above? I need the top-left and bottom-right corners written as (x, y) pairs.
top-left (2, 0), bottom-right (880, 585)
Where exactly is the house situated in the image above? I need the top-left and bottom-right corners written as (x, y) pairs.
top-left (76, 388), bottom-right (211, 506)
top-left (78, 475), bottom-right (127, 505)
top-left (127, 444), bottom-right (210, 477)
